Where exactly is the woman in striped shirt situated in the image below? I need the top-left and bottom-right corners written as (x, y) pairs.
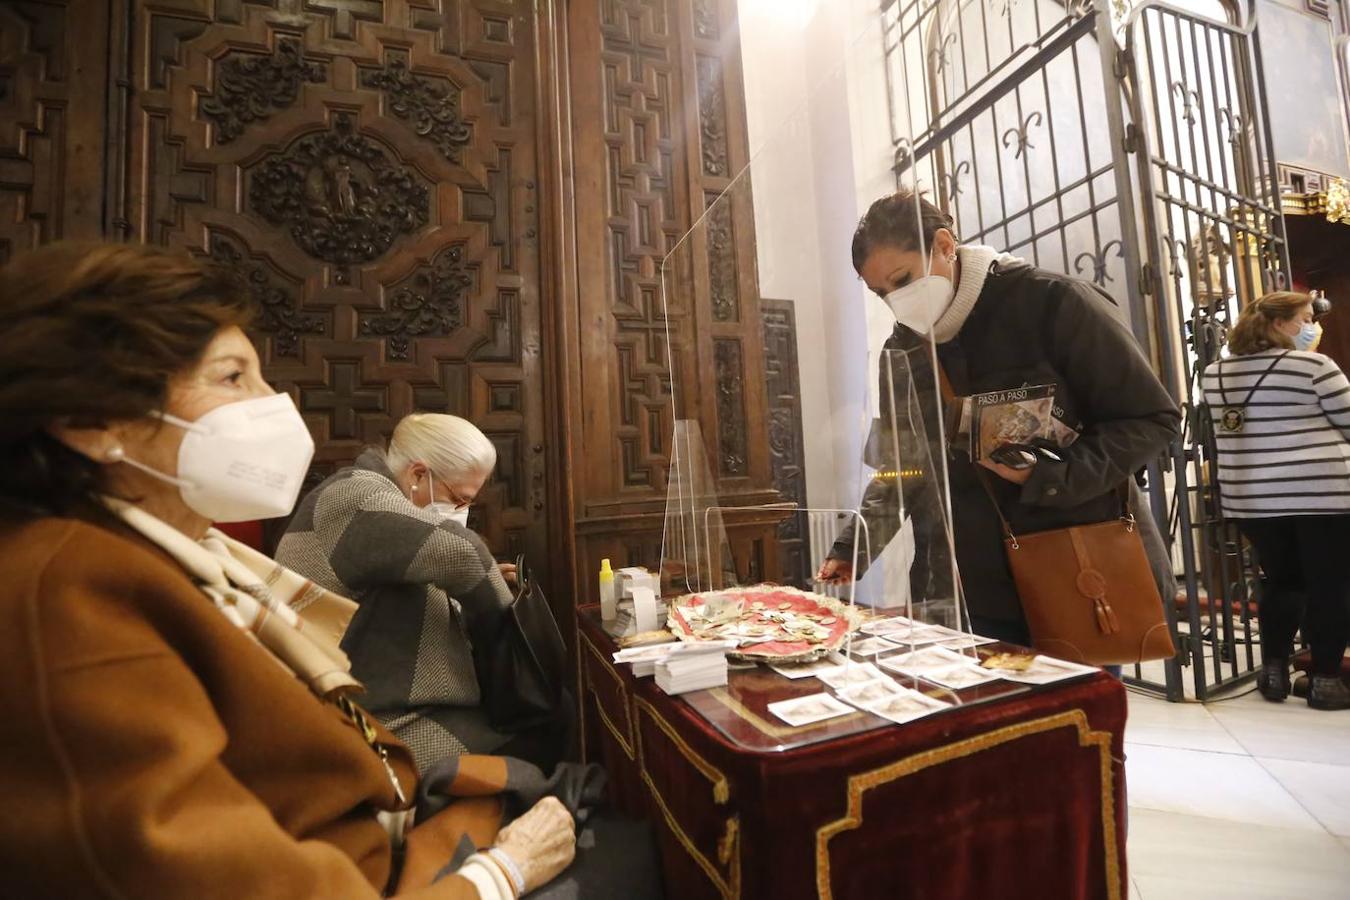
top-left (1201, 291), bottom-right (1350, 711)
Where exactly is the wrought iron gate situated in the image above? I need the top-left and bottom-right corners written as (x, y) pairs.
top-left (883, 0), bottom-right (1288, 699)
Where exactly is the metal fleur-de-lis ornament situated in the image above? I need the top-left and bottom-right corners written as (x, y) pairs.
top-left (940, 161), bottom-right (971, 203)
top-left (1074, 239), bottom-right (1124, 286)
top-left (892, 137), bottom-right (914, 175)
top-left (1217, 107), bottom-right (1244, 147)
top-left (1001, 111), bottom-right (1042, 159)
top-left (928, 31), bottom-right (958, 72)
top-left (1171, 82), bottom-right (1202, 126)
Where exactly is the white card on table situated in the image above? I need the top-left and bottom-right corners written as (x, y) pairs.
top-left (835, 677), bottom-right (905, 708)
top-left (767, 692), bottom-right (855, 727)
top-left (933, 634), bottom-right (998, 650)
top-left (860, 616), bottom-right (916, 636)
top-left (986, 654), bottom-right (1098, 685)
top-left (815, 661), bottom-right (886, 690)
top-left (862, 688), bottom-right (951, 724)
top-left (843, 636), bottom-right (897, 657)
top-left (768, 652), bottom-right (847, 680)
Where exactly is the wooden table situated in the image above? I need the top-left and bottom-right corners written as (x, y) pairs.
top-left (577, 607), bottom-right (1128, 900)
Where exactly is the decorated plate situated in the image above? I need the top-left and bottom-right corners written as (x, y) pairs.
top-left (666, 584), bottom-right (863, 663)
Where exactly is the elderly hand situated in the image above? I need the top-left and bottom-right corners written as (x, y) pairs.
top-left (497, 562), bottom-right (519, 587)
top-left (487, 796), bottom-right (576, 896)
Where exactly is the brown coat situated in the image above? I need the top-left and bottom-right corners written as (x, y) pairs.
top-left (0, 516), bottom-right (482, 898)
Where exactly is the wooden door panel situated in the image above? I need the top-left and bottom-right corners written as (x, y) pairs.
top-left (128, 0), bottom-right (548, 567)
top-left (0, 0), bottom-right (110, 259)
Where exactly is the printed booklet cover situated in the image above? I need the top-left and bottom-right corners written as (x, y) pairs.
top-left (969, 384), bottom-right (1056, 463)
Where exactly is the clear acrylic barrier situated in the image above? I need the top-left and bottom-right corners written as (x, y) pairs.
top-left (635, 5), bottom-right (1096, 753)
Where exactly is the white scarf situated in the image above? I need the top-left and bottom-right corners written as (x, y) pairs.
top-left (106, 499), bottom-right (361, 697)
top-left (931, 245), bottom-right (1024, 344)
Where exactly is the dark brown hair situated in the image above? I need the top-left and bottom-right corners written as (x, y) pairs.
top-left (0, 242), bottom-right (253, 519)
top-left (1226, 290), bottom-right (1310, 356)
top-left (851, 188), bottom-right (958, 274)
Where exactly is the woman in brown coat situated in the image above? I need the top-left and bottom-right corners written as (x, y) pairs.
top-left (0, 243), bottom-right (575, 898)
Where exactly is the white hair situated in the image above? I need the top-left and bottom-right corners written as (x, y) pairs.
top-left (386, 413), bottom-right (497, 481)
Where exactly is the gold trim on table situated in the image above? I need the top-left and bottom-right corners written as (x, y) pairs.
top-left (581, 634), bottom-right (636, 760)
top-left (635, 696), bottom-right (741, 899)
top-left (814, 709), bottom-right (1121, 900)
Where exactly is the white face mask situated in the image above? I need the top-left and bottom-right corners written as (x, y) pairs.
top-left (1294, 321), bottom-right (1322, 352)
top-left (425, 476), bottom-right (471, 528)
top-left (883, 248), bottom-right (954, 335)
top-left (117, 393), bottom-right (314, 523)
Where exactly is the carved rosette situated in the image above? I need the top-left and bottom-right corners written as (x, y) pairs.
top-left (713, 338), bottom-right (748, 477)
top-left (209, 233), bottom-right (323, 357)
top-left (360, 244), bottom-right (473, 360)
top-left (247, 114), bottom-right (430, 283)
top-left (696, 56), bottom-right (729, 177)
top-left (200, 37), bottom-right (327, 145)
top-left (360, 59), bottom-right (472, 162)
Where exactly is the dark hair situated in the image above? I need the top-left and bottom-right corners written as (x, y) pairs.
top-left (851, 189), bottom-right (958, 274)
top-left (1226, 290), bottom-right (1309, 356)
top-left (0, 242), bottom-right (254, 520)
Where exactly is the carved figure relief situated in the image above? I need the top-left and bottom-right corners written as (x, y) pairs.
top-left (247, 113), bottom-right (429, 283)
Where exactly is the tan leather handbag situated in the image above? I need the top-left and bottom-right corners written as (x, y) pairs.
top-left (984, 478), bottom-right (1176, 665)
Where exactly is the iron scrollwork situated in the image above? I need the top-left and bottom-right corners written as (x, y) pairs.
top-left (1074, 239), bottom-right (1124, 286)
top-left (360, 59), bottom-right (473, 163)
top-left (940, 160), bottom-right (971, 203)
top-left (247, 113), bottom-right (430, 284)
top-left (1001, 111), bottom-right (1043, 159)
top-left (200, 37), bottom-right (327, 145)
top-left (360, 244), bottom-right (473, 360)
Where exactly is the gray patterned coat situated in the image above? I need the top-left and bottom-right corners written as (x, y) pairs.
top-left (276, 448), bottom-right (513, 773)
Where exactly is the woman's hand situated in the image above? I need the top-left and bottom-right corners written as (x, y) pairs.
top-left (489, 796), bottom-right (576, 895)
top-left (497, 562), bottom-right (519, 587)
top-left (979, 458), bottom-right (1035, 485)
top-left (815, 558), bottom-right (854, 585)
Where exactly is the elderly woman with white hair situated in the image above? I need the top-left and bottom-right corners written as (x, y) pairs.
top-left (277, 414), bottom-right (557, 774)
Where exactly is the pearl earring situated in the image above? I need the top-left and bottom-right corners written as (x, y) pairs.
top-left (105, 446), bottom-right (125, 462)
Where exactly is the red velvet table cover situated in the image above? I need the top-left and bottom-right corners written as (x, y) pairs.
top-left (578, 608), bottom-right (1128, 900)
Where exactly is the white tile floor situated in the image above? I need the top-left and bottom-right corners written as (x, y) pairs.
top-left (1125, 688), bottom-right (1350, 899)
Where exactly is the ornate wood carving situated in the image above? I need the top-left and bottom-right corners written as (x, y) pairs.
top-left (208, 230), bottom-right (326, 357)
top-left (761, 299), bottom-right (809, 587)
top-left (0, 1), bottom-right (109, 256)
top-left (695, 54), bottom-right (728, 177)
top-left (705, 190), bottom-right (738, 321)
top-left (360, 56), bottom-right (473, 162)
top-left (713, 337), bottom-right (748, 477)
top-left (200, 36), bottom-right (327, 145)
top-left (693, 0), bottom-right (720, 39)
top-left (126, 1), bottom-right (550, 578)
top-left (246, 113), bottom-right (430, 284)
top-left (599, 0), bottom-right (682, 490)
top-left (359, 243), bottom-right (472, 359)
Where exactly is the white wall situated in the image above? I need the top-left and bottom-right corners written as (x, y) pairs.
top-left (736, 0), bottom-right (912, 601)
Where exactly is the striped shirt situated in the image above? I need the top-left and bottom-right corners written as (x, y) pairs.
top-left (1200, 350), bottom-right (1350, 517)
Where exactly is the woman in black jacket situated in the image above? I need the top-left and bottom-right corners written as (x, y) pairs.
top-left (818, 191), bottom-right (1180, 645)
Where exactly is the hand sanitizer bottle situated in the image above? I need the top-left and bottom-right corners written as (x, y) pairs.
top-left (599, 558), bottom-right (617, 621)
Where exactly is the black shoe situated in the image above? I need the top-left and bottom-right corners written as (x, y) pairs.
top-left (1292, 674), bottom-right (1310, 699)
top-left (1257, 660), bottom-right (1290, 702)
top-left (1308, 675), bottom-right (1350, 711)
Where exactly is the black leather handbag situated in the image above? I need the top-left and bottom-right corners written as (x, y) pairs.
top-left (474, 556), bottom-right (568, 732)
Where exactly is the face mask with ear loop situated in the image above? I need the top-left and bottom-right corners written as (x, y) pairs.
top-left (421, 469), bottom-right (471, 527)
top-left (110, 393), bottom-right (315, 523)
top-left (882, 244), bottom-right (955, 335)
top-left (1294, 321), bottom-right (1323, 352)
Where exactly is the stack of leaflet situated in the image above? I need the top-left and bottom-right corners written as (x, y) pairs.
top-left (654, 642), bottom-right (733, 695)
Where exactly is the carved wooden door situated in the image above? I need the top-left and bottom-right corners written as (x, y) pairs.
top-left (0, 1), bottom-right (113, 258)
top-left (126, 0), bottom-right (548, 571)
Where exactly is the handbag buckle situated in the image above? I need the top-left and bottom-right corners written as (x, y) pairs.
top-left (1122, 513), bottom-right (1136, 533)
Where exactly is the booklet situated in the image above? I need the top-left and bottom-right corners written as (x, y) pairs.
top-left (969, 384), bottom-right (1056, 464)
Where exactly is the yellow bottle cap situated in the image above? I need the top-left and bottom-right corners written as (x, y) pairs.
top-left (599, 558), bottom-right (613, 580)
